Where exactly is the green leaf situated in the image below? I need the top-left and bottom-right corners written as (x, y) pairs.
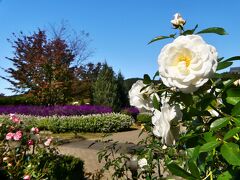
top-left (188, 160), bottom-right (200, 179)
top-left (223, 56), bottom-right (240, 62)
top-left (153, 71), bottom-right (159, 80)
top-left (210, 117), bottom-right (231, 131)
top-left (217, 57), bottom-right (225, 62)
top-left (167, 162), bottom-right (195, 179)
top-left (217, 61), bottom-right (233, 71)
top-left (196, 27), bottom-right (228, 35)
top-left (148, 34), bottom-right (175, 44)
top-left (217, 171), bottom-right (233, 180)
top-left (231, 101), bottom-right (240, 117)
top-left (224, 127), bottom-right (240, 141)
top-left (221, 143), bottom-right (240, 166)
top-left (226, 88), bottom-right (240, 105)
top-left (143, 74), bottom-right (151, 84)
top-left (153, 94), bottom-right (159, 109)
top-left (226, 97), bottom-right (240, 106)
top-left (182, 24), bottom-right (198, 35)
top-left (200, 140), bottom-right (221, 152)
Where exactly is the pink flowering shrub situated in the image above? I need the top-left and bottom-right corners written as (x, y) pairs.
top-left (0, 114), bottom-right (56, 179)
top-left (0, 114), bottom-right (85, 179)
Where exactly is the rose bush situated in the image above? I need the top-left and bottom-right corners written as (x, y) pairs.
top-left (97, 13), bottom-right (240, 179)
top-left (0, 114), bottom-right (85, 179)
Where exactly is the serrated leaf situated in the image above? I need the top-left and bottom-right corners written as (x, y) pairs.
top-left (167, 162), bottom-right (195, 179)
top-left (221, 143), bottom-right (240, 166)
top-left (153, 94), bottom-right (159, 109)
top-left (210, 117), bottom-right (230, 131)
top-left (200, 140), bottom-right (221, 152)
top-left (231, 101), bottom-right (240, 117)
top-left (217, 61), bottom-right (233, 71)
top-left (217, 171), bottom-right (232, 180)
top-left (188, 160), bottom-right (200, 179)
top-left (143, 74), bottom-right (151, 84)
top-left (224, 127), bottom-right (240, 141)
top-left (196, 27), bottom-right (228, 35)
top-left (148, 34), bottom-right (175, 44)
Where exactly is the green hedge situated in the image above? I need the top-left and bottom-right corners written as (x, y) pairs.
top-left (0, 113), bottom-right (133, 133)
top-left (34, 150), bottom-right (85, 180)
top-left (136, 113), bottom-right (152, 124)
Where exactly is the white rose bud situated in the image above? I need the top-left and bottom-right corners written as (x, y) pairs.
top-left (158, 35), bottom-right (218, 93)
top-left (171, 13), bottom-right (186, 28)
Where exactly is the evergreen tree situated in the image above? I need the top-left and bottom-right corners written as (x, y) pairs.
top-left (116, 72), bottom-right (129, 110)
top-left (93, 63), bottom-right (118, 110)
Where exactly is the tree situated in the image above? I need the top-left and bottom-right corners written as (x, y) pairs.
top-left (92, 63), bottom-right (128, 111)
top-left (116, 72), bottom-right (129, 110)
top-left (72, 62), bottom-right (102, 101)
top-left (93, 63), bottom-right (118, 110)
top-left (1, 29), bottom-right (85, 105)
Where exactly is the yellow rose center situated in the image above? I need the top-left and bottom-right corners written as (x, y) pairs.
top-left (178, 55), bottom-right (191, 67)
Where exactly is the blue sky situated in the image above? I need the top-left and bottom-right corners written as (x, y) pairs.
top-left (0, 0), bottom-right (240, 95)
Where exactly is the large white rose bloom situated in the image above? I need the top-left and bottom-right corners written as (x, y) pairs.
top-left (152, 103), bottom-right (182, 145)
top-left (158, 35), bottom-right (218, 93)
top-left (129, 80), bottom-right (159, 111)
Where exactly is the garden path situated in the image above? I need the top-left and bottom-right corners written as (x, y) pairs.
top-left (58, 129), bottom-right (147, 179)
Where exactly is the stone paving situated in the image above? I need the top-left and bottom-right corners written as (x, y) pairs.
top-left (58, 129), bottom-right (147, 179)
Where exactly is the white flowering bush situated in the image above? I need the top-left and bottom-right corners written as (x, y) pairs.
top-left (98, 14), bottom-right (240, 179)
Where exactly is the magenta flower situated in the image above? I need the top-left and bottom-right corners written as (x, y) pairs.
top-left (10, 113), bottom-right (21, 124)
top-left (13, 131), bottom-right (22, 141)
top-left (27, 139), bottom-right (34, 146)
top-left (31, 127), bottom-right (39, 134)
top-left (6, 132), bottom-right (14, 140)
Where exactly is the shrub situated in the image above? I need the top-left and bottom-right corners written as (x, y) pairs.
top-left (0, 113), bottom-right (133, 133)
top-left (136, 113), bottom-right (152, 124)
top-left (0, 105), bottom-right (112, 116)
top-left (0, 114), bottom-right (85, 179)
top-left (121, 107), bottom-right (139, 119)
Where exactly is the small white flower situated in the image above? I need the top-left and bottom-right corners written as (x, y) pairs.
top-left (152, 103), bottom-right (182, 145)
top-left (234, 79), bottom-right (240, 86)
top-left (158, 35), bottom-right (218, 93)
top-left (129, 80), bottom-right (159, 111)
top-left (171, 13), bottom-right (186, 28)
top-left (138, 158), bottom-right (148, 170)
top-left (208, 109), bottom-right (219, 117)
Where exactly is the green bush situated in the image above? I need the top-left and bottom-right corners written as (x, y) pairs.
top-left (0, 95), bottom-right (36, 105)
top-left (28, 150), bottom-right (85, 180)
top-left (136, 113), bottom-right (152, 124)
top-left (0, 113), bottom-right (133, 133)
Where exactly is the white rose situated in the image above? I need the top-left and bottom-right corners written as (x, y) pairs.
top-left (129, 80), bottom-right (159, 111)
top-left (138, 158), bottom-right (148, 170)
top-left (152, 103), bottom-right (182, 145)
top-left (158, 35), bottom-right (218, 93)
top-left (171, 13), bottom-right (186, 27)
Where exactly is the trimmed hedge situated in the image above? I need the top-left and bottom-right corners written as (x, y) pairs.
top-left (0, 113), bottom-right (133, 133)
top-left (34, 151), bottom-right (85, 180)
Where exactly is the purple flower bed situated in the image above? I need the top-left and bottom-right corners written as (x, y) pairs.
top-left (0, 105), bottom-right (112, 116)
top-left (121, 107), bottom-right (139, 119)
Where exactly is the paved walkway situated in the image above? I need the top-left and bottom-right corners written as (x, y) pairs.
top-left (58, 129), bottom-right (147, 179)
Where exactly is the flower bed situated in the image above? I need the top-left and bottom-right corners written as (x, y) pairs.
top-left (0, 113), bottom-right (133, 133)
top-left (0, 105), bottom-right (112, 116)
